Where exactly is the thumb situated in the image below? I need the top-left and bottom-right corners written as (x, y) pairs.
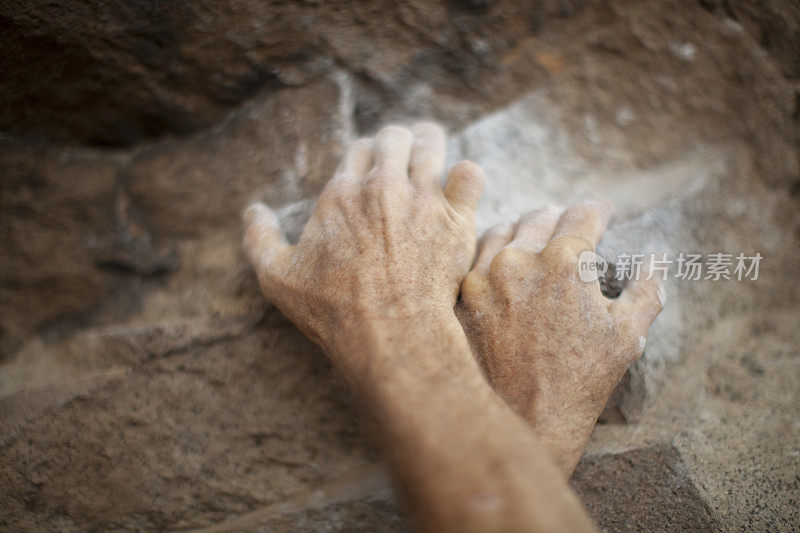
top-left (444, 160), bottom-right (485, 215)
top-left (242, 202), bottom-right (291, 286)
top-left (610, 253), bottom-right (666, 339)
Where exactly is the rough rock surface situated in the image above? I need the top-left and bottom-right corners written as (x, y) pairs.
top-left (2, 1), bottom-right (799, 531)
top-left (0, 0), bottom-right (560, 146)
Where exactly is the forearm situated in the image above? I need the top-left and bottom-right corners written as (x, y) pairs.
top-left (457, 201), bottom-right (663, 481)
top-left (242, 124), bottom-right (613, 532)
top-left (328, 309), bottom-right (595, 533)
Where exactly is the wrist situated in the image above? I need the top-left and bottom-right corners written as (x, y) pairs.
top-left (324, 303), bottom-right (475, 394)
top-left (325, 297), bottom-right (455, 356)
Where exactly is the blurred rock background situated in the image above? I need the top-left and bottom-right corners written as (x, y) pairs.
top-left (1, 0), bottom-right (798, 530)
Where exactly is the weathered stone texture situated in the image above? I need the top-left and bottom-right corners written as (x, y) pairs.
top-left (1, 0), bottom-right (798, 530)
top-left (0, 0), bottom-right (555, 146)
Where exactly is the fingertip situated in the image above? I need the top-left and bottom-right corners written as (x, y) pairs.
top-left (445, 160), bottom-right (485, 211)
top-left (409, 122), bottom-right (447, 186)
top-left (412, 120), bottom-right (446, 137)
top-left (455, 159), bottom-right (485, 178)
top-left (373, 125), bottom-right (414, 175)
top-left (609, 252), bottom-right (668, 339)
top-left (242, 201), bottom-right (289, 264)
top-left (536, 204), bottom-right (567, 224)
top-left (590, 197), bottom-right (615, 217)
top-left (518, 206), bottom-right (563, 228)
top-left (375, 125), bottom-right (414, 150)
top-left (544, 204), bottom-right (565, 217)
top-left (353, 137), bottom-right (374, 149)
top-left (473, 221), bottom-right (514, 273)
top-left (348, 137), bottom-right (375, 159)
top-left (336, 138), bottom-right (374, 181)
top-left (645, 257), bottom-right (667, 309)
top-left (243, 202), bottom-right (275, 227)
top-left (638, 253), bottom-right (666, 287)
top-left (482, 221), bottom-right (514, 241)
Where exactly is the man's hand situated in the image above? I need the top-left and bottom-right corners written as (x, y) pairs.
top-left (242, 124), bottom-right (595, 532)
top-left (457, 202), bottom-right (665, 476)
top-left (243, 123), bottom-right (483, 364)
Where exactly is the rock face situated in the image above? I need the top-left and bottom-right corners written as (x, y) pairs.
top-left (1, 1), bottom-right (799, 531)
top-left (0, 0), bottom-right (555, 146)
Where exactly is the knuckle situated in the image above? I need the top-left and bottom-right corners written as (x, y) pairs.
top-left (489, 248), bottom-right (526, 279)
top-left (543, 236), bottom-right (587, 263)
top-left (365, 168), bottom-right (401, 189)
top-left (460, 271), bottom-right (486, 301)
top-left (362, 173), bottom-right (409, 208)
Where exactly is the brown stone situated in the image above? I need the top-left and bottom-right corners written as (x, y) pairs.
top-left (1, 1), bottom-right (799, 530)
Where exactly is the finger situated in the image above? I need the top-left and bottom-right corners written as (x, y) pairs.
top-left (509, 205), bottom-right (562, 252)
top-left (550, 199), bottom-right (614, 249)
top-left (372, 125), bottom-right (414, 178)
top-left (242, 202), bottom-right (291, 282)
top-left (444, 160), bottom-right (485, 214)
top-left (409, 122), bottom-right (446, 189)
top-left (334, 138), bottom-right (374, 184)
top-left (473, 222), bottom-right (514, 274)
top-left (610, 253), bottom-right (666, 337)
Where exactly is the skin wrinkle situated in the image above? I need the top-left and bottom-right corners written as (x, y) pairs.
top-left (457, 202), bottom-right (664, 476)
top-left (244, 122), bottom-right (663, 532)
